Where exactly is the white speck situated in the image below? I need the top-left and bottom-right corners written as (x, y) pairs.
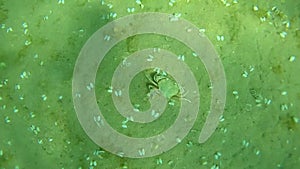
top-left (1, 23), bottom-right (5, 29)
top-left (20, 71), bottom-right (30, 79)
top-left (4, 116), bottom-right (10, 123)
top-left (29, 112), bottom-right (35, 118)
top-left (169, 13), bottom-right (181, 22)
top-left (107, 86), bottom-right (113, 93)
top-left (114, 90), bottom-right (118, 96)
top-left (104, 35), bottom-right (111, 41)
top-left (41, 94), bottom-right (47, 101)
top-left (285, 21), bottom-right (290, 28)
top-left (3, 79), bottom-right (8, 85)
top-left (30, 125), bottom-right (40, 135)
top-left (293, 117), bottom-right (299, 123)
top-left (100, 0), bottom-right (105, 5)
top-left (280, 31), bottom-right (287, 38)
top-left (89, 160), bottom-right (97, 167)
top-left (177, 55), bottom-right (185, 61)
top-left (216, 35), bottom-right (225, 41)
top-left (23, 28), bottom-right (28, 35)
top-left (260, 17), bottom-right (266, 22)
top-left (117, 151), bottom-right (125, 157)
top-left (168, 100), bottom-right (175, 106)
top-left (281, 91), bottom-right (287, 95)
top-left (58, 95), bottom-right (63, 100)
top-left (38, 139), bottom-right (43, 144)
top-left (86, 82), bottom-right (94, 91)
top-left (6, 27), bottom-right (13, 33)
top-left (138, 148), bottom-right (145, 156)
top-left (253, 5), bottom-right (259, 11)
top-left (199, 28), bottom-right (206, 33)
top-left (232, 90), bottom-right (238, 95)
top-left (75, 93), bottom-right (81, 98)
top-left (211, 164), bottom-right (220, 169)
top-left (133, 107), bottom-right (140, 112)
top-left (121, 124), bottom-right (128, 128)
top-left (25, 40), bottom-right (32, 46)
top-left (153, 48), bottom-right (161, 53)
top-left (135, 0), bottom-right (144, 8)
top-left (175, 137), bottom-right (181, 143)
top-left (94, 115), bottom-right (104, 127)
top-left (43, 16), bottom-right (49, 21)
top-left (186, 140), bottom-right (193, 147)
top-left (221, 35), bottom-right (225, 41)
top-left (288, 55), bottom-right (296, 62)
top-left (33, 53), bottom-right (39, 59)
top-left (122, 118), bottom-right (129, 124)
top-left (151, 110), bottom-right (160, 118)
top-left (110, 12), bottom-right (117, 18)
top-left (136, 0), bottom-right (142, 5)
top-left (280, 104), bottom-right (288, 111)
top-left (58, 0), bottom-right (65, 4)
top-left (249, 65), bottom-right (255, 72)
top-left (221, 127), bottom-right (228, 133)
top-left (214, 151), bottom-right (222, 160)
top-left (242, 139), bottom-right (250, 147)
top-left (169, 0), bottom-right (176, 6)
top-left (147, 54), bottom-right (154, 62)
top-left (186, 28), bottom-right (193, 32)
top-left (242, 71), bottom-right (249, 78)
top-left (122, 57), bottom-right (131, 66)
top-left (219, 115), bottom-right (225, 122)
top-left (272, 6), bottom-right (278, 12)
top-left (127, 7), bottom-right (135, 13)
top-left (89, 82), bottom-right (94, 88)
top-left (114, 90), bottom-right (122, 97)
top-left (13, 106), bottom-right (19, 113)
top-left (264, 98), bottom-right (272, 105)
top-left (107, 3), bottom-right (113, 9)
top-left (22, 22), bottom-right (28, 28)
top-left (15, 84), bottom-right (21, 90)
top-left (156, 158), bottom-right (163, 165)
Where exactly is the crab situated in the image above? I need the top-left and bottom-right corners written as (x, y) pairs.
top-left (145, 69), bottom-right (182, 100)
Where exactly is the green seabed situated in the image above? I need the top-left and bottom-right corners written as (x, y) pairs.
top-left (0, 0), bottom-right (300, 168)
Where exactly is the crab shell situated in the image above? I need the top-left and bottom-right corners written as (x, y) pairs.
top-left (149, 73), bottom-right (180, 99)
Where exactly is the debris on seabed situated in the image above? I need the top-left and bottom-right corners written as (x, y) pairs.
top-left (156, 157), bottom-right (163, 165)
top-left (242, 139), bottom-right (250, 148)
top-left (58, 0), bottom-right (65, 5)
top-left (253, 5), bottom-right (259, 11)
top-left (216, 35), bottom-right (225, 41)
top-left (214, 151), bottom-right (222, 160)
top-left (169, 0), bottom-right (176, 7)
top-left (232, 90), bottom-right (239, 99)
top-left (169, 13), bottom-right (181, 22)
top-left (127, 7), bottom-right (135, 13)
top-left (279, 31), bottom-right (287, 38)
top-left (288, 55), bottom-right (296, 62)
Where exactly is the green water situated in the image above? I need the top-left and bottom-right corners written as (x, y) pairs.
top-left (0, 0), bottom-right (299, 168)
